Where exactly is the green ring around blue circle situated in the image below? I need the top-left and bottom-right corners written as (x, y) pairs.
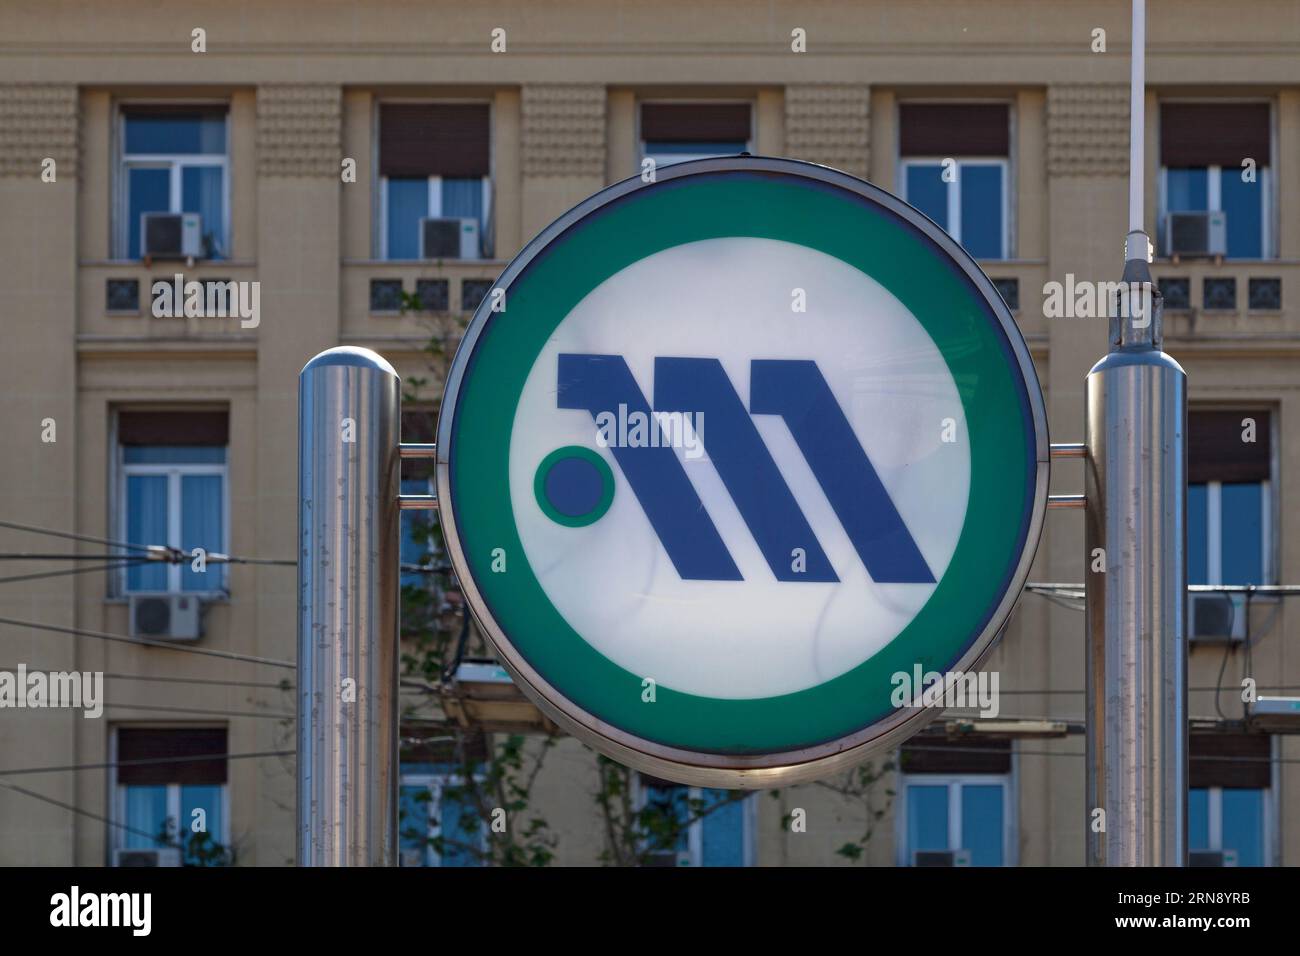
top-left (533, 446), bottom-right (615, 528)
top-left (447, 169), bottom-right (1037, 756)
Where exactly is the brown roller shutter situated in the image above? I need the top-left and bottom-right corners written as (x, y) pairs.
top-left (1189, 410), bottom-right (1271, 483)
top-left (118, 410), bottom-right (228, 447)
top-left (640, 103), bottom-right (752, 143)
top-left (117, 727), bottom-right (228, 785)
top-left (380, 103), bottom-right (490, 178)
top-left (1161, 103), bottom-right (1270, 168)
top-left (899, 737), bottom-right (1011, 774)
top-left (899, 103), bottom-right (1009, 156)
top-left (1190, 733), bottom-right (1270, 789)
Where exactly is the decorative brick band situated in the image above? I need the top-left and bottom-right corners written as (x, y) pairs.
top-left (0, 84), bottom-right (78, 179)
top-left (256, 84), bottom-right (342, 177)
top-left (521, 84), bottom-right (606, 178)
top-left (1047, 84), bottom-right (1129, 177)
top-left (784, 84), bottom-right (870, 180)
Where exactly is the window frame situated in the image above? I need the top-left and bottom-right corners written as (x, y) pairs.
top-left (398, 770), bottom-right (488, 867)
top-left (107, 727), bottom-right (231, 864)
top-left (1191, 478), bottom-right (1272, 587)
top-left (372, 98), bottom-right (495, 262)
top-left (632, 776), bottom-right (757, 867)
top-left (113, 101), bottom-right (232, 261)
top-left (636, 97), bottom-right (755, 169)
top-left (899, 156), bottom-right (1010, 260)
top-left (112, 413), bottom-right (230, 598)
top-left (1190, 784), bottom-right (1275, 866)
top-left (1156, 98), bottom-right (1278, 260)
top-left (894, 770), bottom-right (1018, 866)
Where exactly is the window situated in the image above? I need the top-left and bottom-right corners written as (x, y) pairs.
top-left (637, 776), bottom-right (754, 866)
top-left (1159, 103), bottom-right (1272, 259)
top-left (399, 765), bottom-right (485, 867)
top-left (116, 410), bottom-right (229, 594)
top-left (400, 409), bottom-right (438, 589)
top-left (112, 727), bottom-right (229, 865)
top-left (117, 105), bottom-right (229, 259)
top-left (896, 738), bottom-right (1013, 866)
top-left (1188, 410), bottom-right (1272, 588)
top-left (899, 103), bottom-right (1010, 260)
top-left (379, 103), bottom-right (492, 260)
top-left (640, 102), bottom-right (751, 168)
top-left (1189, 734), bottom-right (1272, 867)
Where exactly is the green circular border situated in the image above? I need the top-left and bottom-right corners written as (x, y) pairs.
top-left (448, 170), bottom-right (1035, 755)
top-left (533, 445), bottom-right (616, 528)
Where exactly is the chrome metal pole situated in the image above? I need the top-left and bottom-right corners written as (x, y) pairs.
top-left (1085, 0), bottom-right (1187, 867)
top-left (298, 347), bottom-right (401, 866)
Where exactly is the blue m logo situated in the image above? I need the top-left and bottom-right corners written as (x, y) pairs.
top-left (555, 354), bottom-right (935, 585)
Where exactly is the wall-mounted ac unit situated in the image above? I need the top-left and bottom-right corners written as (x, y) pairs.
top-left (421, 217), bottom-right (480, 260)
top-left (141, 212), bottom-right (203, 259)
top-left (913, 849), bottom-right (971, 867)
top-left (1165, 211), bottom-right (1226, 258)
top-left (1248, 696), bottom-right (1300, 733)
top-left (113, 847), bottom-right (182, 867)
top-left (1189, 849), bottom-right (1238, 867)
top-left (1189, 592), bottom-right (1245, 643)
top-left (129, 593), bottom-right (202, 642)
top-left (644, 849), bottom-right (692, 867)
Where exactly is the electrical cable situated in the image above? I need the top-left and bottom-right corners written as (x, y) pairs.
top-left (0, 616), bottom-right (294, 669)
top-left (0, 749), bottom-right (294, 778)
top-left (0, 518), bottom-right (154, 554)
top-left (0, 559), bottom-right (153, 586)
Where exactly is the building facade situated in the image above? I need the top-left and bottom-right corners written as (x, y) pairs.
top-left (0, 0), bottom-right (1297, 866)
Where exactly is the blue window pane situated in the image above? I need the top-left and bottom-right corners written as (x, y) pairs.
top-left (126, 474), bottom-right (169, 591)
top-left (124, 785), bottom-right (169, 849)
top-left (1166, 167), bottom-right (1208, 213)
top-left (125, 113), bottom-right (226, 155)
top-left (644, 784), bottom-right (691, 857)
top-left (127, 167), bottom-right (171, 260)
top-left (386, 177), bottom-right (428, 259)
top-left (961, 784), bottom-right (1005, 866)
top-left (1221, 789), bottom-right (1265, 867)
top-left (181, 474), bottom-right (224, 592)
top-left (181, 165), bottom-right (226, 258)
top-left (1220, 168), bottom-right (1263, 259)
top-left (179, 784), bottom-right (224, 864)
top-left (960, 164), bottom-right (1004, 259)
top-left (400, 478), bottom-right (432, 588)
top-left (438, 784), bottom-right (481, 867)
top-left (1221, 482), bottom-right (1263, 585)
top-left (906, 784), bottom-right (949, 861)
top-left (1188, 788), bottom-right (1209, 849)
top-left (123, 446), bottom-right (226, 465)
top-left (441, 176), bottom-right (484, 243)
top-left (1188, 483), bottom-right (1208, 585)
top-left (906, 164), bottom-right (948, 231)
top-left (399, 784), bottom-right (431, 865)
top-left (700, 790), bottom-right (746, 867)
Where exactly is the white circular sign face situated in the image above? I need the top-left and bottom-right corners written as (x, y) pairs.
top-left (438, 158), bottom-right (1047, 787)
top-left (509, 238), bottom-right (970, 699)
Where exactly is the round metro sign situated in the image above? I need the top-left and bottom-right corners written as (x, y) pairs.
top-left (437, 157), bottom-right (1048, 787)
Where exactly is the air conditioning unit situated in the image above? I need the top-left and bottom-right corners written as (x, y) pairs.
top-left (644, 849), bottom-right (693, 867)
top-left (421, 217), bottom-right (480, 260)
top-left (913, 849), bottom-right (971, 867)
top-left (1189, 592), bottom-right (1246, 643)
top-left (141, 212), bottom-right (203, 259)
top-left (129, 593), bottom-right (202, 641)
top-left (1165, 211), bottom-right (1227, 258)
top-left (1189, 849), bottom-right (1238, 867)
top-left (113, 847), bottom-right (182, 867)
top-left (1248, 696), bottom-right (1300, 733)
